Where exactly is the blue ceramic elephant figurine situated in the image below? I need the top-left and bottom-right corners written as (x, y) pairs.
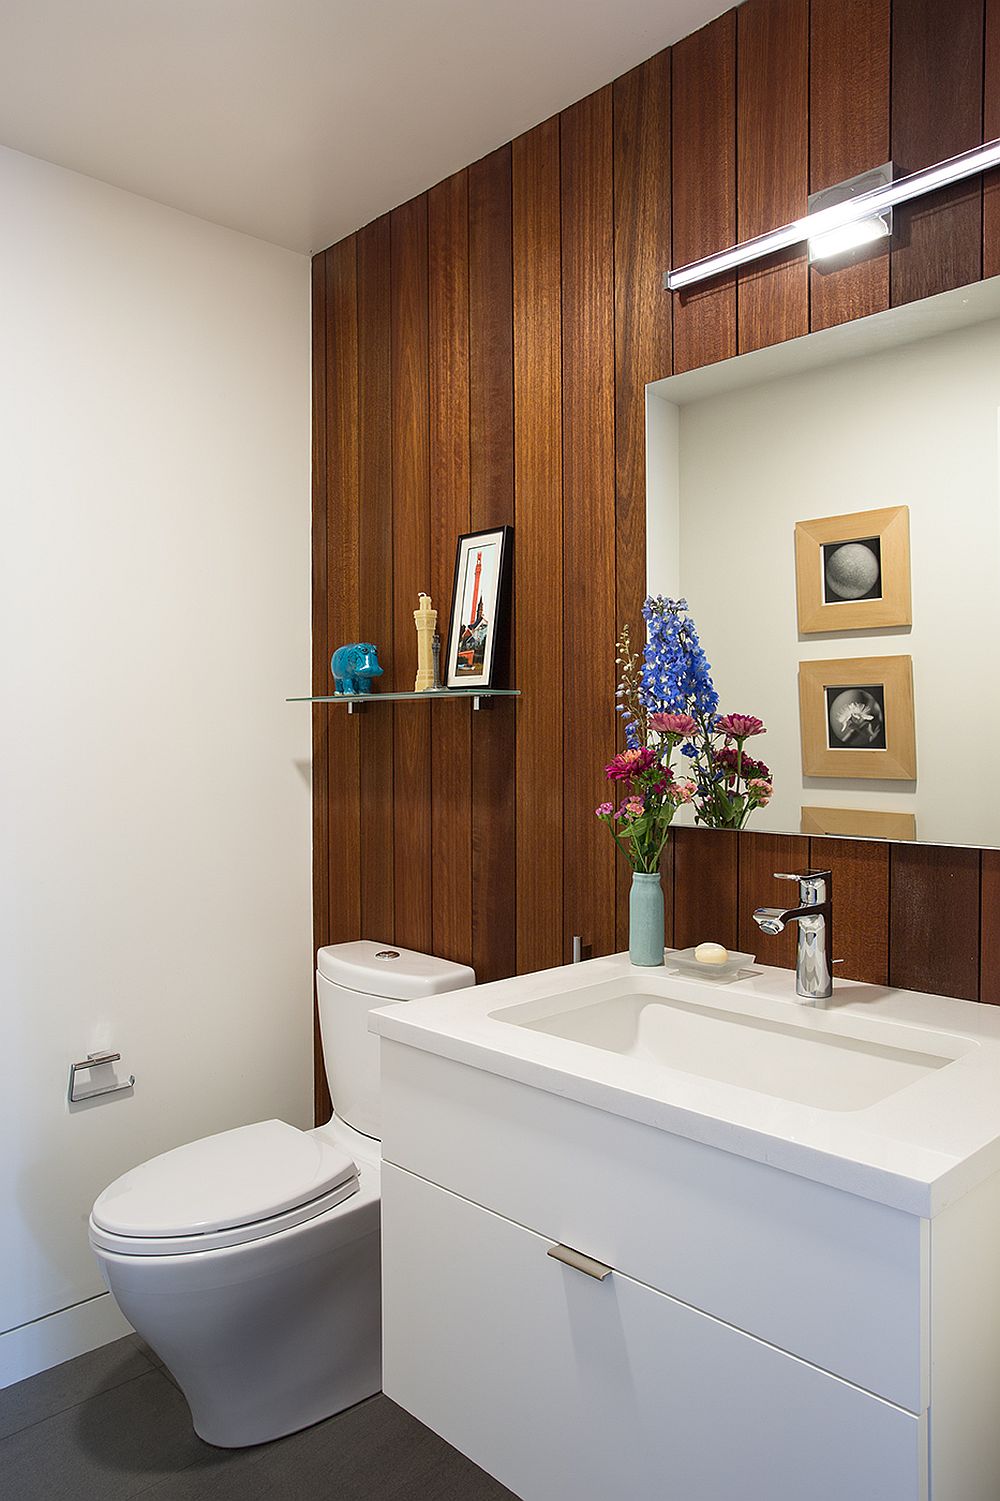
top-left (330, 642), bottom-right (384, 695)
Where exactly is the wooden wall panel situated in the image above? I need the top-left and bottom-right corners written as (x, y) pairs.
top-left (356, 215), bottom-right (394, 946)
top-left (890, 845), bottom-right (981, 1000)
top-left (737, 0), bottom-right (810, 351)
top-left (613, 50), bottom-right (673, 951)
top-left (890, 0), bottom-right (984, 305)
top-left (312, 0), bottom-right (1000, 1121)
top-left (561, 88), bottom-right (617, 964)
top-left (390, 197), bottom-right (433, 953)
top-left (809, 0), bottom-right (891, 329)
top-left (469, 146), bottom-right (516, 985)
top-left (512, 119), bottom-right (563, 975)
top-left (428, 172), bottom-right (473, 966)
top-left (738, 832), bottom-right (809, 968)
top-left (671, 13), bottom-right (737, 372)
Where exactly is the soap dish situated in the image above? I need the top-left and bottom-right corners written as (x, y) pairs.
top-left (664, 947), bottom-right (756, 982)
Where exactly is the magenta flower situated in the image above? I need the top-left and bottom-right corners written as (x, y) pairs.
top-left (715, 713), bottom-right (765, 740)
top-left (714, 746), bottom-right (771, 781)
top-left (649, 711), bottom-right (698, 738)
top-left (594, 801), bottom-right (614, 818)
top-left (605, 746), bottom-right (655, 782)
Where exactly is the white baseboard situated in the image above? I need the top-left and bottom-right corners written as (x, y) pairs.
top-left (0, 1293), bottom-right (133, 1389)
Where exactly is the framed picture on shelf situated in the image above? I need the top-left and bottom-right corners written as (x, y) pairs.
top-left (444, 526), bottom-right (513, 689)
top-left (794, 505), bottom-right (911, 633)
top-left (799, 655), bottom-right (916, 780)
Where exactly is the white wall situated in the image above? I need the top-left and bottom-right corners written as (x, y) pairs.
top-left (648, 315), bottom-right (1000, 847)
top-left (0, 147), bottom-right (313, 1384)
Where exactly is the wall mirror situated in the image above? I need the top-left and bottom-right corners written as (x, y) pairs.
top-left (646, 276), bottom-right (1000, 849)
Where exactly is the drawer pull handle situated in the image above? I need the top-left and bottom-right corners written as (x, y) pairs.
top-left (547, 1243), bottom-right (613, 1281)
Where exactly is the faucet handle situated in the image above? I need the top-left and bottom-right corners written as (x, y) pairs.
top-left (774, 870), bottom-right (832, 905)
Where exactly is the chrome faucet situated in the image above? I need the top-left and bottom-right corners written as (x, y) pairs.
top-left (752, 870), bottom-right (833, 1004)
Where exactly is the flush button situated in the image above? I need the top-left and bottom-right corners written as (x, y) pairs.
top-left (375, 950), bottom-right (400, 960)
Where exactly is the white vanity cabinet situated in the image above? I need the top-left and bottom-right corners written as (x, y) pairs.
top-left (378, 1035), bottom-right (1000, 1501)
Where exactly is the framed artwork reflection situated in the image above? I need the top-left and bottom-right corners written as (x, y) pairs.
top-left (794, 505), bottom-right (911, 633)
top-left (801, 806), bottom-right (917, 841)
top-left (799, 655), bottom-right (916, 779)
top-left (444, 527), bottom-right (513, 689)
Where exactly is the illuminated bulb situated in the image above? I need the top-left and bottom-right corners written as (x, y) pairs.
top-left (808, 215), bottom-right (891, 262)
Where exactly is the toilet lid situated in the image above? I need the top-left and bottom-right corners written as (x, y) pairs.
top-left (91, 1120), bottom-right (358, 1241)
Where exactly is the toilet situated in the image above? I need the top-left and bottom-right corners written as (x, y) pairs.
top-left (89, 942), bottom-right (475, 1448)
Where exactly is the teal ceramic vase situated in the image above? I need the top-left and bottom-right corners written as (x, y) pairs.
top-left (629, 871), bottom-right (665, 967)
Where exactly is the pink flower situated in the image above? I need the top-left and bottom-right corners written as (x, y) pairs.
top-left (605, 746), bottom-right (655, 782)
top-left (594, 801), bottom-right (614, 818)
top-left (748, 778), bottom-right (773, 805)
top-left (715, 713), bottom-right (765, 740)
top-left (671, 779), bottom-right (696, 804)
top-left (650, 712), bottom-right (698, 738)
top-left (620, 796), bottom-right (646, 819)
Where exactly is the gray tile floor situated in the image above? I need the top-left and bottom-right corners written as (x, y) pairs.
top-left (0, 1336), bottom-right (517, 1501)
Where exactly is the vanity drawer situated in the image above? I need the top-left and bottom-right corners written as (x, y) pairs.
top-left (383, 1163), bottom-right (925, 1501)
top-left (380, 1039), bottom-right (927, 1413)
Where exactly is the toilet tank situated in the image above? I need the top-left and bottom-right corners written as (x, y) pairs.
top-left (316, 942), bottom-right (475, 1140)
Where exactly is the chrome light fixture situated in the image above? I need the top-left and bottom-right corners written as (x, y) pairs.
top-left (665, 138), bottom-right (1000, 291)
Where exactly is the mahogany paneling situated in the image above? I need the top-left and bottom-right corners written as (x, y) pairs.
top-left (809, 0), bottom-right (891, 329)
top-left (673, 828), bottom-right (739, 953)
top-left (890, 0), bottom-right (984, 306)
top-left (890, 844), bottom-right (981, 1000)
top-left (561, 88), bottom-right (617, 964)
top-left (356, 215), bottom-right (395, 947)
top-left (512, 119), bottom-right (563, 975)
top-left (738, 832), bottom-right (809, 969)
top-left (428, 172), bottom-right (473, 967)
top-left (670, 13), bottom-right (737, 372)
top-left (612, 50), bottom-right (673, 950)
top-left (311, 250), bottom-right (332, 1125)
top-left (737, 0), bottom-right (809, 352)
top-left (469, 146), bottom-right (516, 985)
top-left (982, 850), bottom-right (1000, 1005)
top-left (808, 836), bottom-right (890, 985)
top-left (985, 0), bottom-right (1000, 277)
top-left (390, 196), bottom-right (433, 953)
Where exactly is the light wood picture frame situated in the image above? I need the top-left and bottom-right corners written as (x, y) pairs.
top-left (801, 806), bottom-right (917, 841)
top-left (799, 655), bottom-right (916, 779)
top-left (794, 505), bottom-right (911, 633)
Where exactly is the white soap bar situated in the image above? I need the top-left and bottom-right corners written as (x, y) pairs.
top-left (694, 942), bottom-right (729, 965)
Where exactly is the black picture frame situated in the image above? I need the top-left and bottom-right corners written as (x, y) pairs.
top-left (444, 526), bottom-right (513, 689)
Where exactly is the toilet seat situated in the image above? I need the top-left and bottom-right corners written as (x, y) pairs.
top-left (90, 1119), bottom-right (359, 1257)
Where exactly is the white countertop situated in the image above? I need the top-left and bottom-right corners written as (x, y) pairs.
top-left (371, 954), bottom-right (1000, 1217)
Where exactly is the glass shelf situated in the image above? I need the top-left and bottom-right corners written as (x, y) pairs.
top-left (287, 688), bottom-right (520, 713)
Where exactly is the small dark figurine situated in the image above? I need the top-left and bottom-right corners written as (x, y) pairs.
top-left (330, 642), bottom-right (383, 695)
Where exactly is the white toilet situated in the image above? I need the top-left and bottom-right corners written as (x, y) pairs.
top-left (89, 942), bottom-right (475, 1448)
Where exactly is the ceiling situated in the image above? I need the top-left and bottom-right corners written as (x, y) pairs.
top-left (0, 0), bottom-right (729, 255)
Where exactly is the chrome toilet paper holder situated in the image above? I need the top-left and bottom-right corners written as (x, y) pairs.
top-left (69, 1051), bottom-right (135, 1103)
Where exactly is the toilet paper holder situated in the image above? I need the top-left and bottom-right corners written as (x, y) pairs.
top-left (69, 1051), bottom-right (135, 1103)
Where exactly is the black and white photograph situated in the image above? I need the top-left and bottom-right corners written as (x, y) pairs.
top-left (825, 684), bottom-right (887, 750)
top-left (822, 536), bottom-right (883, 603)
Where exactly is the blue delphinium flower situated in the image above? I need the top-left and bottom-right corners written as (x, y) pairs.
top-left (639, 597), bottom-right (719, 720)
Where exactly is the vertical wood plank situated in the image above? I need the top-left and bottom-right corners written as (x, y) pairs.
top-left (670, 12), bottom-right (737, 372)
top-left (513, 118), bottom-right (564, 975)
top-left (808, 837), bottom-right (889, 985)
top-left (984, 0), bottom-right (1000, 277)
top-left (737, 0), bottom-right (810, 352)
top-left (613, 49), bottom-right (673, 952)
top-left (428, 171), bottom-right (473, 967)
top-left (311, 250), bottom-right (332, 1124)
top-left (390, 196), bottom-right (433, 953)
top-left (561, 88), bottom-right (617, 963)
top-left (738, 832), bottom-right (809, 969)
top-left (982, 850), bottom-right (1000, 1005)
top-left (890, 845), bottom-right (981, 999)
top-left (469, 145), bottom-right (517, 984)
top-left (672, 828), bottom-right (739, 953)
top-left (809, 0), bottom-right (891, 329)
top-left (357, 215), bottom-right (394, 945)
top-left (890, 0), bottom-right (984, 305)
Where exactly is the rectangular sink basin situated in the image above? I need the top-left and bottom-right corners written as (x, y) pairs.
top-left (493, 985), bottom-right (966, 1112)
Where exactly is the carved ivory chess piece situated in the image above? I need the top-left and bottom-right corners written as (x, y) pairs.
top-left (414, 593), bottom-right (437, 692)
